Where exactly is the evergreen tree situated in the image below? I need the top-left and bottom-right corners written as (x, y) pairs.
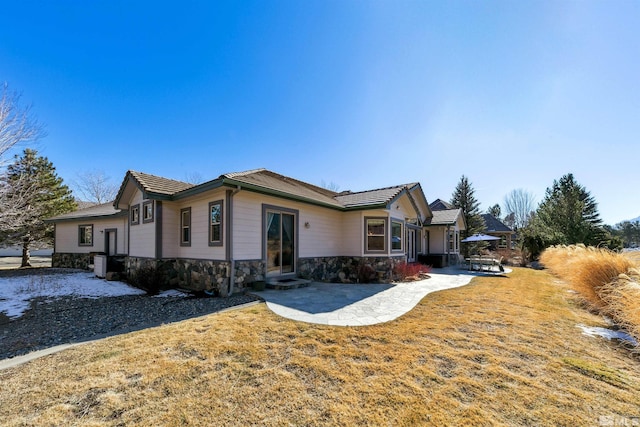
top-left (450, 175), bottom-right (485, 256)
top-left (487, 204), bottom-right (501, 219)
top-left (0, 149), bottom-right (76, 266)
top-left (534, 173), bottom-right (604, 246)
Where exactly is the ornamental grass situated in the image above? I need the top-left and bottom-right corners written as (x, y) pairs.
top-left (540, 245), bottom-right (640, 347)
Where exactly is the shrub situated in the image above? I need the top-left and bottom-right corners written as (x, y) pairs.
top-left (128, 263), bottom-right (164, 295)
top-left (357, 264), bottom-right (376, 284)
top-left (393, 262), bottom-right (431, 282)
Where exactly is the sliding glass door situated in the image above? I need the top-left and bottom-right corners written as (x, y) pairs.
top-left (266, 209), bottom-right (296, 277)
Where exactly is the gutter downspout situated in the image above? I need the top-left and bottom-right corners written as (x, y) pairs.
top-left (227, 186), bottom-right (241, 295)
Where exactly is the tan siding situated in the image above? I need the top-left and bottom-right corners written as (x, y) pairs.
top-left (232, 192), bottom-right (262, 260)
top-left (175, 191), bottom-right (227, 260)
top-left (54, 217), bottom-right (127, 254)
top-left (128, 191), bottom-right (156, 258)
top-left (428, 225), bottom-right (447, 253)
top-left (340, 211), bottom-right (363, 256)
top-left (231, 191), bottom-right (345, 260)
top-left (298, 204), bottom-right (342, 258)
top-left (162, 202), bottom-right (180, 258)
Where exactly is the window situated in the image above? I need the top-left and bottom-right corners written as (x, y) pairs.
top-left (180, 207), bottom-right (191, 246)
top-left (143, 201), bottom-right (154, 223)
top-left (130, 204), bottom-right (140, 225)
top-left (209, 200), bottom-right (223, 246)
top-left (79, 224), bottom-right (93, 246)
top-left (365, 217), bottom-right (387, 253)
top-left (391, 220), bottom-right (403, 251)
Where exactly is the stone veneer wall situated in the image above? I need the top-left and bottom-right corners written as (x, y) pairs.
top-left (51, 253), bottom-right (91, 270)
top-left (124, 255), bottom-right (405, 297)
top-left (126, 257), bottom-right (266, 296)
top-left (298, 256), bottom-right (406, 283)
top-left (233, 260), bottom-right (265, 288)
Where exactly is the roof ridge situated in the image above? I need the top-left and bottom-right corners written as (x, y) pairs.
top-left (222, 168), bottom-right (267, 179)
top-left (129, 170), bottom-right (192, 185)
top-left (224, 168), bottom-right (338, 197)
top-left (337, 183), bottom-right (413, 197)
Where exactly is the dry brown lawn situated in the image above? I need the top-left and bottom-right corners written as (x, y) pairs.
top-left (2, 267), bottom-right (640, 426)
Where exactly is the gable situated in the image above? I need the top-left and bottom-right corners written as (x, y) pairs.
top-left (114, 171), bottom-right (194, 209)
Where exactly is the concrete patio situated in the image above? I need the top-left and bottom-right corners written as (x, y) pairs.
top-left (251, 266), bottom-right (505, 326)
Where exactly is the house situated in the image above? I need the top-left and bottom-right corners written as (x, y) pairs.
top-left (482, 214), bottom-right (515, 250)
top-left (47, 202), bottom-right (128, 269)
top-left (47, 168), bottom-right (456, 295)
top-left (422, 199), bottom-right (466, 266)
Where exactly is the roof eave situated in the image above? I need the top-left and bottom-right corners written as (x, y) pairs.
top-left (222, 178), bottom-right (346, 211)
top-left (170, 177), bottom-right (225, 199)
top-left (44, 210), bottom-right (128, 223)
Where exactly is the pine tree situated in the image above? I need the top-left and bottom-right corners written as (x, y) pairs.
top-left (487, 204), bottom-right (501, 219)
top-left (450, 175), bottom-right (485, 256)
top-left (535, 173), bottom-right (604, 246)
top-left (1, 149), bottom-right (76, 266)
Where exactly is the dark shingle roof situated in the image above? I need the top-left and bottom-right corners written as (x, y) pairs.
top-left (482, 214), bottom-right (514, 233)
top-left (425, 208), bottom-right (463, 226)
top-left (429, 199), bottom-right (454, 211)
top-left (46, 202), bottom-right (125, 222)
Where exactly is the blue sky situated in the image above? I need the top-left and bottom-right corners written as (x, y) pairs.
top-left (1, 1), bottom-right (638, 225)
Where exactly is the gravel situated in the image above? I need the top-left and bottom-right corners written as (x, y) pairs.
top-left (0, 272), bottom-right (261, 360)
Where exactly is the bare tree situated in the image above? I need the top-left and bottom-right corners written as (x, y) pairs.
top-left (0, 82), bottom-right (45, 165)
top-left (0, 173), bottom-right (40, 239)
top-left (0, 83), bottom-right (46, 245)
top-left (184, 171), bottom-right (205, 185)
top-left (73, 169), bottom-right (119, 204)
top-left (320, 179), bottom-right (340, 192)
top-left (503, 189), bottom-right (536, 230)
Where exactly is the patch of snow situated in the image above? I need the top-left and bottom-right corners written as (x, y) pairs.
top-left (0, 272), bottom-right (145, 319)
top-left (577, 324), bottom-right (638, 346)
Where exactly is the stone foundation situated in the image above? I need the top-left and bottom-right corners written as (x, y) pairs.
top-left (125, 257), bottom-right (266, 296)
top-left (233, 260), bottom-right (265, 288)
top-left (298, 256), bottom-right (406, 283)
top-left (123, 255), bottom-right (406, 296)
top-left (51, 252), bottom-right (91, 270)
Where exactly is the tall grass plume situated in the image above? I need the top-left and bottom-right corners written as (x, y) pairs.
top-left (540, 245), bottom-right (639, 347)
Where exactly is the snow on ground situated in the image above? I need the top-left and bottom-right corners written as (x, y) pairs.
top-left (0, 271), bottom-right (185, 320)
top-left (578, 324), bottom-right (638, 346)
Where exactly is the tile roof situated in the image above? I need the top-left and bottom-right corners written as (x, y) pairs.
top-left (128, 171), bottom-right (194, 196)
top-left (46, 202), bottom-right (125, 222)
top-left (482, 214), bottom-right (514, 233)
top-left (425, 208), bottom-right (463, 226)
top-left (114, 168), bottom-right (424, 213)
top-left (335, 184), bottom-right (415, 209)
top-left (221, 169), bottom-right (342, 208)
